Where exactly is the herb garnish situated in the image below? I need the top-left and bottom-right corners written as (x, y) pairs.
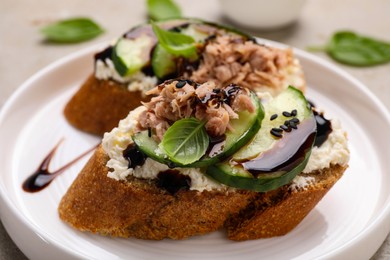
top-left (160, 118), bottom-right (209, 165)
top-left (308, 31), bottom-right (390, 66)
top-left (147, 0), bottom-right (182, 21)
top-left (151, 21), bottom-right (198, 59)
top-left (40, 17), bottom-right (104, 43)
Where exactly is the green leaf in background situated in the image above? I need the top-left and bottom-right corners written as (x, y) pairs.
top-left (40, 17), bottom-right (104, 43)
top-left (151, 21), bottom-right (198, 59)
top-left (147, 0), bottom-right (182, 21)
top-left (308, 31), bottom-right (390, 66)
top-left (160, 118), bottom-right (209, 165)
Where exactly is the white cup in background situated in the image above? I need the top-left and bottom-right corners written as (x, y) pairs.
top-left (219, 0), bottom-right (307, 30)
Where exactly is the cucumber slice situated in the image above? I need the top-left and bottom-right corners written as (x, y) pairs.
top-left (133, 91), bottom-right (264, 168)
top-left (206, 150), bottom-right (312, 192)
top-left (112, 36), bottom-right (154, 76)
top-left (233, 86), bottom-right (312, 160)
top-left (179, 24), bottom-right (211, 42)
top-left (152, 44), bottom-right (176, 78)
top-left (206, 86), bottom-right (316, 192)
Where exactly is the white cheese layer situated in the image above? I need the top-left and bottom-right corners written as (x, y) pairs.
top-left (102, 105), bottom-right (349, 192)
top-left (95, 59), bottom-right (157, 94)
top-left (303, 119), bottom-right (349, 173)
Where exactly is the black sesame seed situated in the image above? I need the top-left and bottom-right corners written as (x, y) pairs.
top-left (291, 109), bottom-right (297, 116)
top-left (282, 111), bottom-right (292, 117)
top-left (284, 120), bottom-right (290, 126)
top-left (148, 127), bottom-right (152, 137)
top-left (270, 128), bottom-right (283, 138)
top-left (175, 80), bottom-right (186, 88)
top-left (270, 114), bottom-right (278, 121)
top-left (289, 121), bottom-right (298, 129)
top-left (271, 127), bottom-right (283, 133)
top-left (185, 79), bottom-right (194, 85)
top-left (168, 162), bottom-right (176, 169)
top-left (280, 125), bottom-right (289, 131)
top-left (290, 118), bottom-right (300, 124)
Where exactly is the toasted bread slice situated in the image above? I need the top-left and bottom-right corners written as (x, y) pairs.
top-left (58, 145), bottom-right (257, 239)
top-left (58, 145), bottom-right (346, 240)
top-left (64, 75), bottom-right (149, 136)
top-left (226, 165), bottom-right (346, 240)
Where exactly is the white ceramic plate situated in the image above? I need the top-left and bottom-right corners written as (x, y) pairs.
top-left (0, 41), bottom-right (390, 260)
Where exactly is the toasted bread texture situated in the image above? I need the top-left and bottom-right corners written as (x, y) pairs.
top-left (58, 145), bottom-right (346, 241)
top-left (64, 75), bottom-right (149, 136)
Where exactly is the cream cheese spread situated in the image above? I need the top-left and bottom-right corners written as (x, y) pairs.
top-left (95, 58), bottom-right (157, 94)
top-left (303, 119), bottom-right (349, 173)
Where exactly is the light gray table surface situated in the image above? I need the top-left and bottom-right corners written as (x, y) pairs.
top-left (1, 0), bottom-right (389, 259)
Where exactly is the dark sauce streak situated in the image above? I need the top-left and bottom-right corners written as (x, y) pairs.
top-left (308, 100), bottom-right (333, 147)
top-left (207, 134), bottom-right (226, 157)
top-left (94, 46), bottom-right (113, 62)
top-left (123, 144), bottom-right (147, 168)
top-left (157, 170), bottom-right (191, 195)
top-left (22, 140), bottom-right (98, 193)
top-left (175, 57), bottom-right (200, 79)
top-left (241, 118), bottom-right (317, 177)
top-left (313, 110), bottom-right (332, 147)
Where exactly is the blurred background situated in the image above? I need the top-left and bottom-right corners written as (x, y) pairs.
top-left (1, 0), bottom-right (389, 258)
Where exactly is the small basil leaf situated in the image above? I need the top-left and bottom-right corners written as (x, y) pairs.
top-left (151, 21), bottom-right (198, 59)
top-left (40, 17), bottom-right (104, 43)
top-left (308, 31), bottom-right (390, 67)
top-left (160, 118), bottom-right (209, 165)
top-left (147, 0), bottom-right (182, 21)
top-left (328, 31), bottom-right (390, 66)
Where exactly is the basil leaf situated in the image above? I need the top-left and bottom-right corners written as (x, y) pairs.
top-left (40, 17), bottom-right (104, 43)
top-left (308, 31), bottom-right (390, 66)
top-left (151, 21), bottom-right (198, 59)
top-left (160, 118), bottom-right (209, 165)
top-left (147, 0), bottom-right (182, 21)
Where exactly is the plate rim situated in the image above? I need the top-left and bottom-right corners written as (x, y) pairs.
top-left (1, 39), bottom-right (390, 259)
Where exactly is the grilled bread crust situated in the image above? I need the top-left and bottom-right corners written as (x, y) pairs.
top-left (64, 75), bottom-right (149, 136)
top-left (58, 146), bottom-right (346, 241)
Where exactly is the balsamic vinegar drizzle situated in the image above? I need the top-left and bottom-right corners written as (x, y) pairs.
top-left (242, 118), bottom-right (317, 177)
top-left (22, 139), bottom-right (98, 193)
top-left (313, 110), bottom-right (332, 147)
top-left (308, 100), bottom-right (333, 147)
top-left (123, 143), bottom-right (147, 168)
top-left (207, 134), bottom-right (226, 157)
top-left (94, 46), bottom-right (113, 62)
top-left (157, 170), bottom-right (191, 195)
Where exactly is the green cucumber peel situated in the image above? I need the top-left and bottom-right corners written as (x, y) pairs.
top-left (112, 36), bottom-right (154, 76)
top-left (206, 149), bottom-right (312, 192)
